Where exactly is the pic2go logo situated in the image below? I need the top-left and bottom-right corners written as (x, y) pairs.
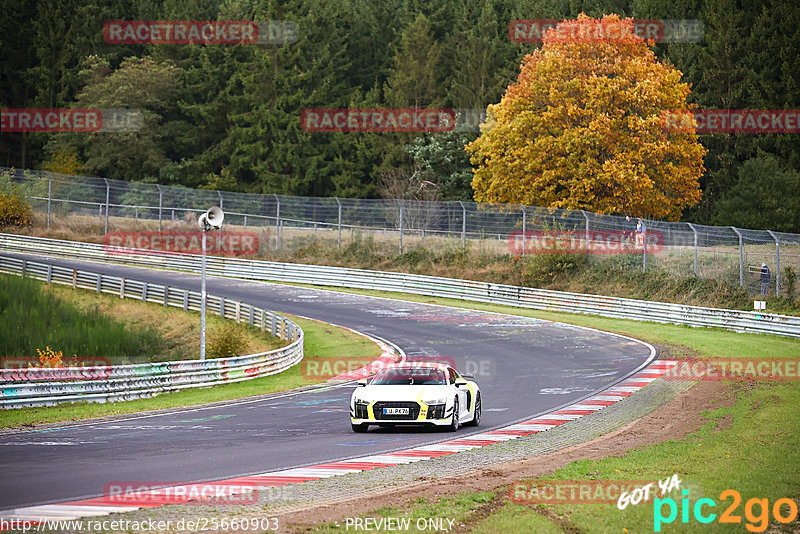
top-left (654, 489), bottom-right (799, 532)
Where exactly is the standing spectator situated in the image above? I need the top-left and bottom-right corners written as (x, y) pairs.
top-left (634, 219), bottom-right (644, 248)
top-left (760, 263), bottom-right (771, 297)
top-left (622, 216), bottom-right (635, 245)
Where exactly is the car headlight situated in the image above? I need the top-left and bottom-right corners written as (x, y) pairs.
top-left (423, 397), bottom-right (446, 405)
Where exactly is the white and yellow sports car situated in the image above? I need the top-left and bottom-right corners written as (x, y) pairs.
top-left (350, 363), bottom-right (481, 432)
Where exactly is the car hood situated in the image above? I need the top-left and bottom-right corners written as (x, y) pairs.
top-left (352, 384), bottom-right (451, 403)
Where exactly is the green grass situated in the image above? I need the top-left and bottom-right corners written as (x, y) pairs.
top-left (0, 314), bottom-right (382, 429)
top-left (529, 382), bottom-right (800, 533)
top-left (0, 273), bottom-right (163, 359)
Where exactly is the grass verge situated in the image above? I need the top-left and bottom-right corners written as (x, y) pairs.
top-left (0, 299), bottom-right (382, 429)
top-left (0, 273), bottom-right (287, 363)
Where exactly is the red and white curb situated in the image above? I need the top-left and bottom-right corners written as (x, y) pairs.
top-left (0, 360), bottom-right (678, 526)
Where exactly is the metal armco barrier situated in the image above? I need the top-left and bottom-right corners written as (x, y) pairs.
top-left (0, 254), bottom-right (303, 408)
top-left (1, 233), bottom-right (800, 338)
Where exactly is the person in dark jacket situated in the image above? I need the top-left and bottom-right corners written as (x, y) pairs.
top-left (760, 263), bottom-right (771, 297)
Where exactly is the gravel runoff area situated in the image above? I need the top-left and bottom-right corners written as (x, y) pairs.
top-left (29, 375), bottom-right (696, 533)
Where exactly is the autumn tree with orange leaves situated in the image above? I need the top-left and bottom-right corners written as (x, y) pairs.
top-left (466, 14), bottom-right (706, 221)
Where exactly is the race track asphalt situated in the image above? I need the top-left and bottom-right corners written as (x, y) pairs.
top-left (0, 254), bottom-right (654, 509)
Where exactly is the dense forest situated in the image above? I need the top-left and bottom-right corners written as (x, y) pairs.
top-left (1, 0), bottom-right (799, 230)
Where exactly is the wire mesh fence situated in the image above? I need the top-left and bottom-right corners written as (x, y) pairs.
top-left (3, 166), bottom-right (799, 298)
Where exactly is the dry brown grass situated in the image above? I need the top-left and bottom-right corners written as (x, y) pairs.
top-left (42, 282), bottom-right (287, 362)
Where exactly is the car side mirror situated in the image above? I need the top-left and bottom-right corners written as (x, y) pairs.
top-left (460, 373), bottom-right (475, 380)
top-left (356, 379), bottom-right (367, 387)
top-left (454, 378), bottom-right (468, 387)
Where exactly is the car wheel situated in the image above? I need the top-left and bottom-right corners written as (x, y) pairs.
top-left (351, 423), bottom-right (369, 433)
top-left (465, 392), bottom-right (481, 427)
top-left (447, 398), bottom-right (459, 432)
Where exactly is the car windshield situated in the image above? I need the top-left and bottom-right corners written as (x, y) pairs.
top-left (370, 367), bottom-right (447, 385)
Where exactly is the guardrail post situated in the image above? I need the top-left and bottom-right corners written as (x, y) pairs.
top-left (103, 178), bottom-right (110, 234)
top-left (336, 197), bottom-right (342, 249)
top-left (398, 201), bottom-right (404, 254)
top-left (687, 222), bottom-right (699, 277)
top-left (142, 281), bottom-right (148, 302)
top-left (520, 205), bottom-right (526, 256)
top-left (732, 227), bottom-right (744, 286)
top-left (119, 277), bottom-right (124, 297)
top-left (767, 230), bottom-right (780, 296)
top-left (271, 315), bottom-right (277, 337)
top-left (163, 286), bottom-right (168, 307)
top-left (46, 172), bottom-right (52, 229)
top-left (261, 310), bottom-right (266, 333)
top-left (220, 297), bottom-right (225, 317)
top-left (235, 301), bottom-right (241, 323)
top-left (243, 214), bottom-right (247, 229)
top-left (249, 306), bottom-right (254, 326)
top-left (183, 290), bottom-right (189, 310)
top-left (96, 274), bottom-right (101, 293)
top-left (274, 194), bottom-right (280, 250)
top-left (459, 201), bottom-right (466, 251)
top-left (641, 220), bottom-right (647, 272)
top-left (46, 265), bottom-right (52, 284)
top-left (21, 259), bottom-right (26, 278)
top-left (73, 269), bottom-right (78, 289)
top-left (156, 184), bottom-right (163, 231)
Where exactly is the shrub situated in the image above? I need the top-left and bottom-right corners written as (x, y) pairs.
top-left (785, 266), bottom-right (797, 300)
top-left (207, 322), bottom-right (249, 359)
top-left (521, 252), bottom-right (589, 286)
top-left (0, 190), bottom-right (33, 227)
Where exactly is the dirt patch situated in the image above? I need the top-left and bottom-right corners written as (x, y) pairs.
top-left (279, 380), bottom-right (730, 532)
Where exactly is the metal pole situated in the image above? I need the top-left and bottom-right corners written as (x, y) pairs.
top-left (768, 230), bottom-right (780, 297)
top-left (274, 194), bottom-right (280, 250)
top-left (687, 223), bottom-right (698, 277)
top-left (640, 219), bottom-right (647, 272)
top-left (581, 210), bottom-right (590, 245)
top-left (46, 172), bottom-right (52, 229)
top-left (459, 201), bottom-right (466, 251)
top-left (200, 228), bottom-right (207, 360)
top-left (732, 227), bottom-right (744, 286)
top-left (156, 184), bottom-right (162, 231)
top-left (398, 201), bottom-right (404, 254)
top-left (336, 197), bottom-right (342, 249)
top-left (520, 205), bottom-right (526, 256)
top-left (103, 178), bottom-right (110, 234)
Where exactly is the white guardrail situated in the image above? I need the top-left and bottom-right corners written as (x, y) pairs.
top-left (2, 233), bottom-right (800, 339)
top-left (0, 253), bottom-right (303, 409)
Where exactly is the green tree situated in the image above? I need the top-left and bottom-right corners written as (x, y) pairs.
top-left (48, 56), bottom-right (184, 181)
top-left (713, 153), bottom-right (800, 233)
